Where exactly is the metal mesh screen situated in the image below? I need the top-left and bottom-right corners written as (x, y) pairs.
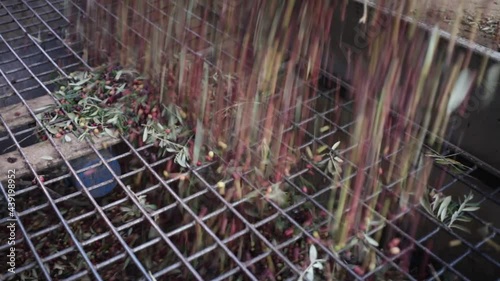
top-left (1, 1), bottom-right (499, 281)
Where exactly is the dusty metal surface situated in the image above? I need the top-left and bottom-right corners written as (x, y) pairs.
top-left (366, 0), bottom-right (500, 51)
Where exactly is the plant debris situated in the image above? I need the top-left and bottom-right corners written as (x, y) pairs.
top-left (421, 188), bottom-right (480, 232)
top-left (39, 65), bottom-right (194, 168)
top-left (426, 152), bottom-right (470, 174)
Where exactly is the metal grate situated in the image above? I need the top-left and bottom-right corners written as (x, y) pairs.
top-left (1, 0), bottom-right (499, 281)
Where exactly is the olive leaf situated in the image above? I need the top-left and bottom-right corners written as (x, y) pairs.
top-left (104, 128), bottom-right (118, 138)
top-left (174, 146), bottom-right (190, 168)
top-left (363, 233), bottom-right (379, 247)
top-left (143, 127), bottom-right (149, 142)
top-left (421, 189), bottom-right (480, 232)
top-left (266, 183), bottom-right (288, 206)
top-left (298, 244), bottom-right (326, 281)
top-left (438, 196), bottom-right (452, 221)
top-left (426, 152), bottom-right (469, 174)
top-left (115, 70), bottom-right (123, 81)
top-left (309, 244), bottom-right (318, 261)
top-left (46, 125), bottom-right (59, 135)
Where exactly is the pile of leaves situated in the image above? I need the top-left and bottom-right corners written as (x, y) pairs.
top-left (38, 65), bottom-right (193, 167)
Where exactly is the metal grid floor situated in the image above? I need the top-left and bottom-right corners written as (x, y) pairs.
top-left (0, 0), bottom-right (499, 281)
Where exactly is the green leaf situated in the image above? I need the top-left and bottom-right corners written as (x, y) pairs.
top-left (331, 141), bottom-right (341, 151)
top-left (104, 128), bottom-right (118, 138)
top-left (363, 233), bottom-right (379, 247)
top-left (68, 77), bottom-right (91, 86)
top-left (46, 126), bottom-right (59, 135)
top-left (345, 237), bottom-right (359, 249)
top-left (34, 105), bottom-right (56, 113)
top-left (143, 127), bottom-right (149, 142)
top-left (309, 244), bottom-right (318, 262)
top-left (267, 184), bottom-right (288, 206)
top-left (306, 146), bottom-right (313, 159)
top-left (462, 206), bottom-right (480, 212)
top-left (431, 194), bottom-right (441, 212)
top-left (454, 216), bottom-right (472, 223)
top-left (70, 71), bottom-right (87, 81)
top-left (50, 114), bottom-right (59, 123)
top-left (438, 196), bottom-right (452, 221)
top-left (106, 116), bottom-right (118, 125)
top-left (450, 224), bottom-right (470, 233)
top-left (305, 269), bottom-right (314, 281)
top-left (115, 70), bottom-right (123, 81)
top-left (420, 195), bottom-right (433, 215)
top-left (312, 262), bottom-right (323, 270)
top-left (67, 112), bottom-right (76, 121)
top-left (326, 160), bottom-right (334, 175)
top-left (174, 147), bottom-right (189, 168)
top-left (116, 83), bottom-right (126, 93)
